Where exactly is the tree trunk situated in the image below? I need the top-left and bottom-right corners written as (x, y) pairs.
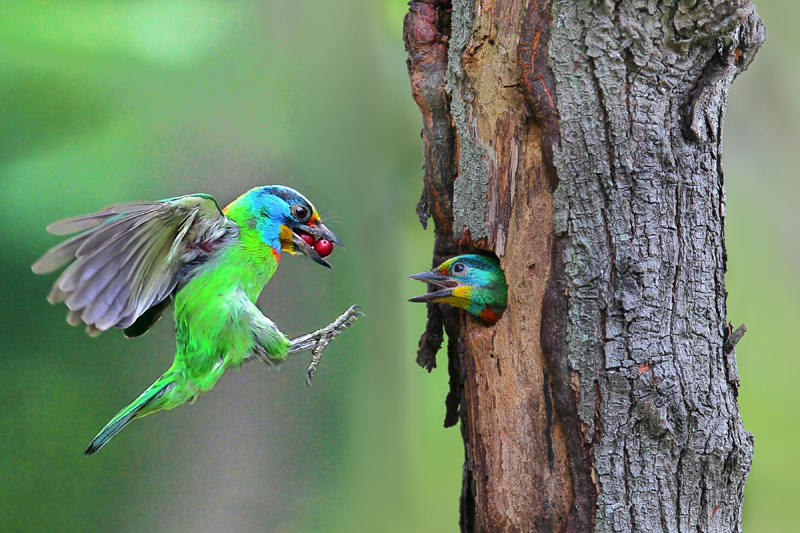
top-left (403, 1), bottom-right (765, 532)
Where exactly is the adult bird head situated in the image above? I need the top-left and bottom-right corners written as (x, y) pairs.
top-left (224, 185), bottom-right (341, 267)
top-left (408, 254), bottom-right (508, 324)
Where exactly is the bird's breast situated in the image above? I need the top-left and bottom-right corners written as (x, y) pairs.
top-left (173, 242), bottom-right (277, 359)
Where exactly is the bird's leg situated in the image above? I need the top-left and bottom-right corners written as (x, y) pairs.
top-left (287, 305), bottom-right (364, 386)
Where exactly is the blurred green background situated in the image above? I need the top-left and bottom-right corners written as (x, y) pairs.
top-left (0, 1), bottom-right (794, 531)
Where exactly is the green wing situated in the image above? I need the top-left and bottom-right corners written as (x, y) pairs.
top-left (32, 194), bottom-right (237, 336)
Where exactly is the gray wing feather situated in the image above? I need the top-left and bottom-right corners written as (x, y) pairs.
top-left (32, 232), bottom-right (94, 275)
top-left (45, 202), bottom-right (159, 235)
top-left (33, 195), bottom-right (236, 336)
top-left (72, 225), bottom-right (157, 324)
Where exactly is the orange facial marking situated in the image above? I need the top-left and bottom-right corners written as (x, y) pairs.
top-left (451, 286), bottom-right (472, 300)
top-left (439, 295), bottom-right (467, 310)
top-left (279, 224), bottom-right (294, 252)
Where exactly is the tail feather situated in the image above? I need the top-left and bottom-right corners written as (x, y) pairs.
top-left (85, 381), bottom-right (173, 455)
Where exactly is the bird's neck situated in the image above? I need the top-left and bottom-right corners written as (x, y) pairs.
top-left (223, 197), bottom-right (283, 251)
top-left (217, 202), bottom-right (282, 295)
top-left (465, 285), bottom-right (506, 322)
top-left (227, 227), bottom-right (281, 301)
top-left (179, 227), bottom-right (279, 307)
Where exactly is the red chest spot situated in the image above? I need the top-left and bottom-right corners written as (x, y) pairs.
top-left (479, 307), bottom-right (503, 324)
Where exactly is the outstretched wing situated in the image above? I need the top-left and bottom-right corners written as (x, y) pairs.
top-left (32, 194), bottom-right (238, 336)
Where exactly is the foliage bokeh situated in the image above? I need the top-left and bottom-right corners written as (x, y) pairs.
top-left (0, 1), bottom-right (794, 531)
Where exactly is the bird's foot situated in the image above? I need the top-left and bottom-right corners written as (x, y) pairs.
top-left (287, 305), bottom-right (364, 386)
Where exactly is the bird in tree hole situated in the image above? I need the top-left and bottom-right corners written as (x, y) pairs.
top-left (32, 185), bottom-right (362, 455)
top-left (408, 254), bottom-right (508, 324)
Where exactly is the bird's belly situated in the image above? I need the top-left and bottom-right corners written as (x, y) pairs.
top-left (174, 290), bottom-right (257, 389)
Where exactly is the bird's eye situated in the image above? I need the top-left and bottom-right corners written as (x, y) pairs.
top-left (451, 262), bottom-right (468, 275)
top-left (291, 204), bottom-right (310, 221)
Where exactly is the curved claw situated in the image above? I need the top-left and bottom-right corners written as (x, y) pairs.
top-left (306, 346), bottom-right (325, 387)
top-left (285, 305), bottom-right (364, 387)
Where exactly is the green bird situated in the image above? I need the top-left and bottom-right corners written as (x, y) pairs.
top-left (32, 185), bottom-right (362, 455)
top-left (408, 254), bottom-right (508, 324)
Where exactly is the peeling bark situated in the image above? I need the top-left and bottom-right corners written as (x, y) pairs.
top-left (404, 1), bottom-right (763, 532)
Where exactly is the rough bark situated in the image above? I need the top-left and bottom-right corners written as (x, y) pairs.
top-left (404, 1), bottom-right (764, 532)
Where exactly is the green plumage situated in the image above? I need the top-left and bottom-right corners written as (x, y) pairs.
top-left (33, 185), bottom-right (352, 454)
top-left (408, 254), bottom-right (508, 324)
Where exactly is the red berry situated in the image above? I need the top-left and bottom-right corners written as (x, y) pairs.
top-left (298, 232), bottom-right (315, 247)
top-left (314, 239), bottom-right (333, 258)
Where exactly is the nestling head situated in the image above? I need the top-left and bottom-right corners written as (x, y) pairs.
top-left (225, 185), bottom-right (341, 267)
top-left (408, 254), bottom-right (508, 324)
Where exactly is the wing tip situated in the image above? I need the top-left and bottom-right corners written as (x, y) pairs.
top-left (30, 260), bottom-right (48, 275)
top-left (45, 219), bottom-right (83, 236)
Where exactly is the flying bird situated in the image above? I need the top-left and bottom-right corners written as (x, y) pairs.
top-left (32, 185), bottom-right (362, 455)
top-left (408, 254), bottom-right (508, 324)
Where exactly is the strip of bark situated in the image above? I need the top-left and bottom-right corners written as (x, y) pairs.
top-left (403, 1), bottom-right (463, 428)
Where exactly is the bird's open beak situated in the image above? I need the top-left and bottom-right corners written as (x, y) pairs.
top-left (408, 271), bottom-right (459, 302)
top-left (290, 222), bottom-right (341, 268)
